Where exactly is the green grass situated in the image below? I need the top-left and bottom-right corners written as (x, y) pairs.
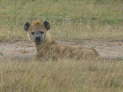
top-left (0, 0), bottom-right (123, 41)
top-left (0, 58), bottom-right (123, 92)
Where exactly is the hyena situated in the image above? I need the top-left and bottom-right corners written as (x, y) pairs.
top-left (24, 20), bottom-right (99, 60)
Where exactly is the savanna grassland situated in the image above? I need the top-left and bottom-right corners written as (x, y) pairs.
top-left (0, 0), bottom-right (123, 92)
top-left (0, 0), bottom-right (123, 41)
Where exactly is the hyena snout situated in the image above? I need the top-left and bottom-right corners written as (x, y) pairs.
top-left (35, 37), bottom-right (41, 42)
top-left (33, 32), bottom-right (45, 45)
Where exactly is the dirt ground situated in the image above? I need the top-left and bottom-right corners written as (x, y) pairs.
top-left (0, 40), bottom-right (123, 60)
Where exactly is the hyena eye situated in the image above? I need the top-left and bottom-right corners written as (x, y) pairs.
top-left (40, 32), bottom-right (44, 34)
top-left (31, 32), bottom-right (35, 35)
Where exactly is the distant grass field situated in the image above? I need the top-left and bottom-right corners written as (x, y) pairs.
top-left (0, 0), bottom-right (123, 41)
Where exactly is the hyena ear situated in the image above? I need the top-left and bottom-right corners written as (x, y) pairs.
top-left (43, 21), bottom-right (50, 30)
top-left (24, 22), bottom-right (30, 31)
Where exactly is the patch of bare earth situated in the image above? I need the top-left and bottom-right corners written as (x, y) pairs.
top-left (0, 41), bottom-right (36, 60)
top-left (0, 40), bottom-right (123, 60)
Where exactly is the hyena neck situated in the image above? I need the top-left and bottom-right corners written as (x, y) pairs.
top-left (36, 38), bottom-right (56, 52)
top-left (36, 32), bottom-right (56, 52)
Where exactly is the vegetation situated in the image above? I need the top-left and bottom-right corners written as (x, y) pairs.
top-left (0, 0), bottom-right (123, 92)
top-left (0, 0), bottom-right (123, 41)
top-left (0, 58), bottom-right (123, 92)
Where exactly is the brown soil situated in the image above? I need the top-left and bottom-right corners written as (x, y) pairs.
top-left (0, 40), bottom-right (123, 60)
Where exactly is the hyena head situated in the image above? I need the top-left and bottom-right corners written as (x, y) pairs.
top-left (24, 20), bottom-right (50, 45)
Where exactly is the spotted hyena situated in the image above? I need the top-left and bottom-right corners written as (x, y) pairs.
top-left (24, 20), bottom-right (99, 60)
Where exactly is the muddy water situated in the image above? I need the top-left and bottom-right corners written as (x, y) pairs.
top-left (0, 40), bottom-right (123, 60)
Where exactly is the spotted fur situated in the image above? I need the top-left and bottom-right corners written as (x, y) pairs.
top-left (24, 20), bottom-right (99, 60)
